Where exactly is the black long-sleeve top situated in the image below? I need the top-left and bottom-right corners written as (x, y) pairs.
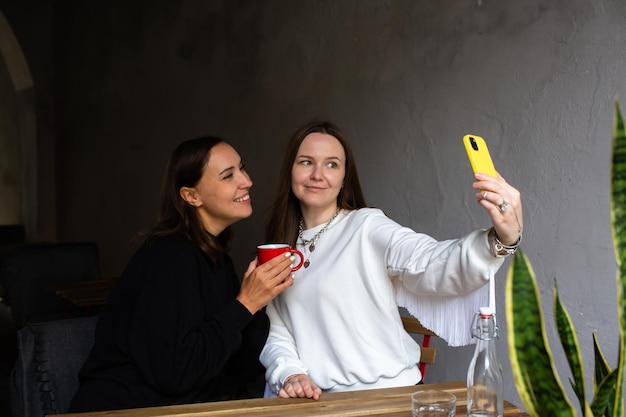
top-left (69, 233), bottom-right (269, 412)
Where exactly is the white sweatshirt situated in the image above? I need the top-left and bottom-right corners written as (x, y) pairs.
top-left (260, 208), bottom-right (504, 395)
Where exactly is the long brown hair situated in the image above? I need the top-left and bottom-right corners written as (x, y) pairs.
top-left (143, 136), bottom-right (233, 263)
top-left (265, 121), bottom-right (367, 245)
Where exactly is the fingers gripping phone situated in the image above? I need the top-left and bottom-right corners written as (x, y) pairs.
top-left (463, 134), bottom-right (498, 177)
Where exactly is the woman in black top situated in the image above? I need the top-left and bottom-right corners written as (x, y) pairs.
top-left (70, 136), bottom-right (294, 412)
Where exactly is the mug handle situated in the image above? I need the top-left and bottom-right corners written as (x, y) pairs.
top-left (290, 248), bottom-right (305, 271)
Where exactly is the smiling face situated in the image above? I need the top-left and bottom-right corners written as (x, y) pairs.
top-left (180, 142), bottom-right (253, 235)
top-left (291, 132), bottom-right (346, 220)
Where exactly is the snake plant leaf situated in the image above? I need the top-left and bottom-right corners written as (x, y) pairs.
top-left (593, 333), bottom-right (615, 417)
top-left (593, 333), bottom-right (611, 389)
top-left (507, 101), bottom-right (626, 417)
top-left (590, 369), bottom-right (619, 417)
top-left (554, 284), bottom-right (591, 415)
top-left (610, 100), bottom-right (626, 416)
top-left (506, 251), bottom-right (576, 417)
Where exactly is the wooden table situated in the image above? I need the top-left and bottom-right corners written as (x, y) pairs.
top-left (47, 277), bottom-right (118, 308)
top-left (55, 381), bottom-right (528, 417)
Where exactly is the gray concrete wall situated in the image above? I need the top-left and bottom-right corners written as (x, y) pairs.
top-left (8, 0), bottom-right (626, 410)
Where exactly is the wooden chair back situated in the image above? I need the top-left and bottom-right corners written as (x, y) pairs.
top-left (401, 315), bottom-right (437, 381)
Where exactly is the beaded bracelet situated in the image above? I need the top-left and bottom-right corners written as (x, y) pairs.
top-left (488, 227), bottom-right (522, 257)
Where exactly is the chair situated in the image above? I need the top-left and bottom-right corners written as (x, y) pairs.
top-left (0, 224), bottom-right (26, 245)
top-left (10, 315), bottom-right (98, 416)
top-left (0, 224), bottom-right (26, 304)
top-left (0, 242), bottom-right (101, 327)
top-left (401, 315), bottom-right (437, 381)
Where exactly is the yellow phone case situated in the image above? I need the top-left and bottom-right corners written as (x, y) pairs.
top-left (463, 134), bottom-right (497, 177)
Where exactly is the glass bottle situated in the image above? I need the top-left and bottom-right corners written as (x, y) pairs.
top-left (467, 306), bottom-right (503, 417)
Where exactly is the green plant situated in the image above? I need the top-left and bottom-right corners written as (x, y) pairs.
top-left (506, 101), bottom-right (626, 417)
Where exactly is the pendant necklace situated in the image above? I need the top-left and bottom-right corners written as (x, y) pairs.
top-left (297, 207), bottom-right (341, 268)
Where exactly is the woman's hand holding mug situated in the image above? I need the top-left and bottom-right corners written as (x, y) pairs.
top-left (257, 244), bottom-right (304, 271)
top-left (237, 244), bottom-right (299, 314)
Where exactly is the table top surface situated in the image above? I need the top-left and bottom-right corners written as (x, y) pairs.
top-left (47, 277), bottom-right (118, 307)
top-left (55, 381), bottom-right (528, 417)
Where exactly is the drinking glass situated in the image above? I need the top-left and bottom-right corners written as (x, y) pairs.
top-left (411, 390), bottom-right (456, 417)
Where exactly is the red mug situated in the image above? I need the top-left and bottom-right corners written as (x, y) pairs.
top-left (257, 244), bottom-right (304, 272)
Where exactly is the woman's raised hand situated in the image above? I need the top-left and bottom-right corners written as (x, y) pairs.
top-left (472, 172), bottom-right (523, 246)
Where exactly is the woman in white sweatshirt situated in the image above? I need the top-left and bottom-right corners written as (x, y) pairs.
top-left (261, 121), bottom-right (523, 400)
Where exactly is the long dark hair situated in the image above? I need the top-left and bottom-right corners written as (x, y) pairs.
top-left (265, 121), bottom-right (367, 245)
top-left (143, 136), bottom-right (233, 263)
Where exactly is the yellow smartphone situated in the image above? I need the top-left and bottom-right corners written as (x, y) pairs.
top-left (463, 134), bottom-right (497, 177)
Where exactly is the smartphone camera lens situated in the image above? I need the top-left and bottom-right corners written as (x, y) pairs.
top-left (470, 137), bottom-right (479, 151)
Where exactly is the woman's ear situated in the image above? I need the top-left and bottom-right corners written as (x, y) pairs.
top-left (180, 187), bottom-right (200, 207)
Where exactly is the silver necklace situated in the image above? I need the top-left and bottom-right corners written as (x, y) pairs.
top-left (298, 207), bottom-right (341, 268)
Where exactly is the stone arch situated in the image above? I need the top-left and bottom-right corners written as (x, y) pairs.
top-left (0, 9), bottom-right (36, 240)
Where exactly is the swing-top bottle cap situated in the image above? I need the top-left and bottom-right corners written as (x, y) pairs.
top-left (479, 306), bottom-right (493, 317)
